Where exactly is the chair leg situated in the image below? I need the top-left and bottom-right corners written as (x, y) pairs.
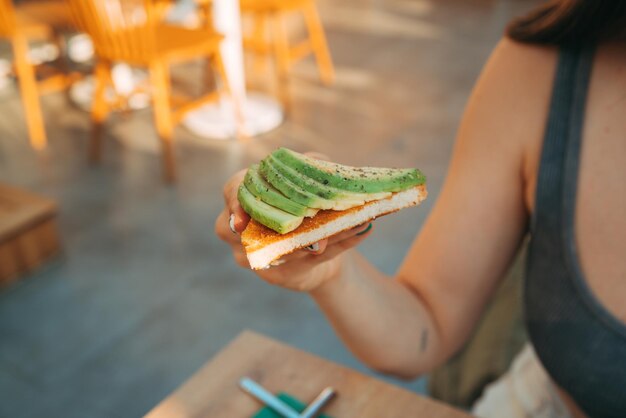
top-left (149, 61), bottom-right (176, 183)
top-left (212, 51), bottom-right (246, 138)
top-left (303, 1), bottom-right (335, 85)
top-left (53, 31), bottom-right (73, 103)
top-left (270, 13), bottom-right (291, 110)
top-left (13, 36), bottom-right (47, 150)
top-left (252, 14), bottom-right (267, 75)
top-left (90, 61), bottom-right (110, 163)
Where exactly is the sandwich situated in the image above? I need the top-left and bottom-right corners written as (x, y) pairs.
top-left (238, 148), bottom-right (428, 269)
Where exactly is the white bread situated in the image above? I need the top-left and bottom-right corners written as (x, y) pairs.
top-left (241, 184), bottom-right (427, 269)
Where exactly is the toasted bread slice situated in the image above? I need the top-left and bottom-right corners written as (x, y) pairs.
top-left (241, 184), bottom-right (427, 269)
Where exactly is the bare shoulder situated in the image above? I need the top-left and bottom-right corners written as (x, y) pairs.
top-left (472, 37), bottom-right (558, 111)
top-left (455, 37), bottom-right (559, 212)
top-left (493, 37), bottom-right (557, 65)
top-left (488, 37), bottom-right (557, 80)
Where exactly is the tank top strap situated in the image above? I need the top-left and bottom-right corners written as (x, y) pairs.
top-left (532, 43), bottom-right (595, 238)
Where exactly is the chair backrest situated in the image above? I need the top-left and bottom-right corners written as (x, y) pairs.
top-left (67, 0), bottom-right (157, 63)
top-left (0, 0), bottom-right (17, 38)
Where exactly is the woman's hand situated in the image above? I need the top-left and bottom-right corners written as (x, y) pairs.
top-left (214, 164), bottom-right (374, 292)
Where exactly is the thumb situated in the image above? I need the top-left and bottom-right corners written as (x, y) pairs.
top-left (224, 170), bottom-right (250, 232)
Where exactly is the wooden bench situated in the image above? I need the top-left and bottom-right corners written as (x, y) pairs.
top-left (0, 183), bottom-right (60, 286)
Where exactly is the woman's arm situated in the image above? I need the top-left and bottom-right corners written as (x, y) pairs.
top-left (216, 38), bottom-right (556, 377)
top-left (305, 38), bottom-right (556, 377)
top-left (310, 250), bottom-right (440, 378)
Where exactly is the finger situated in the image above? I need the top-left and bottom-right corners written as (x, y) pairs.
top-left (223, 237), bottom-right (250, 267)
top-left (233, 250), bottom-right (250, 268)
top-left (303, 239), bottom-right (328, 255)
top-left (315, 224), bottom-right (373, 263)
top-left (272, 238), bottom-right (329, 265)
top-left (230, 201), bottom-right (250, 233)
top-left (327, 222), bottom-right (374, 245)
top-left (263, 247), bottom-right (314, 266)
top-left (215, 209), bottom-right (242, 245)
top-left (223, 169), bottom-right (250, 232)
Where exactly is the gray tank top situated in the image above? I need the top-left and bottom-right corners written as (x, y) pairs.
top-left (525, 43), bottom-right (626, 417)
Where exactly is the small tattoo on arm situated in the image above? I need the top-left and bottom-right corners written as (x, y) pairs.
top-left (420, 329), bottom-right (429, 353)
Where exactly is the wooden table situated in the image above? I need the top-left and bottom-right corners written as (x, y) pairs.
top-left (146, 331), bottom-right (471, 418)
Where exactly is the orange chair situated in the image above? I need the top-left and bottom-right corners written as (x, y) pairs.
top-left (241, 0), bottom-right (334, 104)
top-left (0, 0), bottom-right (77, 150)
top-left (68, 0), bottom-right (240, 182)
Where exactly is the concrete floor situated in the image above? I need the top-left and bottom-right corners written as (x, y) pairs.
top-left (0, 1), bottom-right (538, 417)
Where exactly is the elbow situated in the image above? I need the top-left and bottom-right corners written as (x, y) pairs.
top-left (359, 335), bottom-right (455, 381)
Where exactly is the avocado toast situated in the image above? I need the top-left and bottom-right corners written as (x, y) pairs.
top-left (238, 148), bottom-right (428, 269)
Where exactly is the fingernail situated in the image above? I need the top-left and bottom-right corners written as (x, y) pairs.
top-left (229, 214), bottom-right (237, 234)
top-left (305, 242), bottom-right (320, 252)
top-left (356, 223), bottom-right (372, 236)
top-left (270, 259), bottom-right (286, 266)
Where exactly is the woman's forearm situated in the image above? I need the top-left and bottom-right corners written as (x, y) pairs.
top-left (309, 250), bottom-right (443, 378)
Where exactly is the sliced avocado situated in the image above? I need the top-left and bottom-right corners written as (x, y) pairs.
top-left (272, 148), bottom-right (426, 193)
top-left (305, 208), bottom-right (319, 217)
top-left (237, 185), bottom-right (303, 234)
top-left (266, 155), bottom-right (391, 209)
top-left (244, 164), bottom-right (310, 217)
top-left (267, 155), bottom-right (334, 199)
top-left (259, 159), bottom-right (335, 210)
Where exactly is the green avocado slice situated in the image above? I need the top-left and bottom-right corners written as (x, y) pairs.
top-left (259, 159), bottom-right (335, 210)
top-left (272, 148), bottom-right (426, 193)
top-left (244, 164), bottom-right (311, 217)
top-left (237, 184), bottom-right (303, 234)
top-left (266, 155), bottom-right (391, 210)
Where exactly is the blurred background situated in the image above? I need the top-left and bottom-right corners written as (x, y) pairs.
top-left (0, 0), bottom-right (539, 417)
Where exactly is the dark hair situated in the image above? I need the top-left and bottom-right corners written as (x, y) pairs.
top-left (507, 0), bottom-right (626, 45)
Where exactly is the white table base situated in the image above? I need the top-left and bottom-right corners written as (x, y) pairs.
top-left (183, 92), bottom-right (283, 140)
